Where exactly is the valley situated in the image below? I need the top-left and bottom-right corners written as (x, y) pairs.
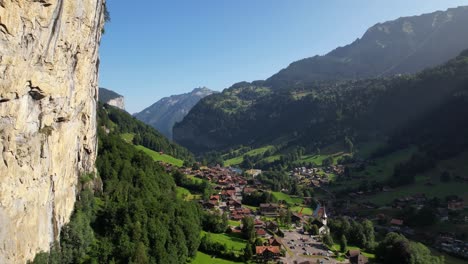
top-left (3, 2), bottom-right (468, 264)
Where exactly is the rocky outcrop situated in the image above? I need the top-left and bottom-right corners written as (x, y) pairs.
top-left (0, 0), bottom-right (105, 263)
top-left (98, 87), bottom-right (125, 110)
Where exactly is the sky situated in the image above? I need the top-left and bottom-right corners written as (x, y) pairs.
top-left (99, 0), bottom-right (468, 114)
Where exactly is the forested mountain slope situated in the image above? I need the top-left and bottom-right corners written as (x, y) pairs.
top-left (175, 50), bottom-right (468, 154)
top-left (99, 103), bottom-right (193, 162)
top-left (32, 104), bottom-right (201, 264)
top-left (174, 6), bottom-right (468, 155)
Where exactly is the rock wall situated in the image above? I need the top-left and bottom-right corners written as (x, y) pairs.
top-left (0, 0), bottom-right (105, 263)
top-left (106, 96), bottom-right (125, 110)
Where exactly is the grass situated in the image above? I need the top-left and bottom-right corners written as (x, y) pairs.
top-left (271, 191), bottom-right (303, 206)
top-left (135, 145), bottom-right (184, 167)
top-left (176, 187), bottom-right (201, 201)
top-left (358, 150), bottom-right (468, 205)
top-left (331, 244), bottom-right (375, 260)
top-left (291, 206), bottom-right (313, 215)
top-left (228, 220), bottom-right (241, 227)
top-left (224, 145), bottom-right (274, 166)
top-left (201, 231), bottom-right (247, 252)
top-left (120, 133), bottom-right (135, 143)
top-left (191, 252), bottom-right (242, 264)
top-left (430, 247), bottom-right (468, 264)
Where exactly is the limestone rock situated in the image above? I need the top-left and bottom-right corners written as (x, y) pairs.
top-left (98, 87), bottom-right (125, 110)
top-left (0, 0), bottom-right (105, 263)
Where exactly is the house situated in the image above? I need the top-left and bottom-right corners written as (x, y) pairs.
top-left (390, 218), bottom-right (404, 226)
top-left (448, 199), bottom-right (464, 210)
top-left (254, 219), bottom-right (265, 228)
top-left (256, 228), bottom-right (267, 237)
top-left (291, 213), bottom-right (303, 223)
top-left (268, 237), bottom-right (282, 249)
top-left (255, 246), bottom-right (280, 260)
top-left (259, 203), bottom-right (280, 217)
top-left (346, 250), bottom-right (369, 264)
top-left (266, 221), bottom-right (279, 232)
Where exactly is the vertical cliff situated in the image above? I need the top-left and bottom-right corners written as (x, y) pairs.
top-left (0, 0), bottom-right (105, 263)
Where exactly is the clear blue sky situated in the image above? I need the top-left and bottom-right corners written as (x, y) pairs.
top-left (99, 0), bottom-right (468, 113)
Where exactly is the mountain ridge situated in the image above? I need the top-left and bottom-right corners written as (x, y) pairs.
top-left (174, 6), bottom-right (468, 155)
top-left (135, 87), bottom-right (217, 139)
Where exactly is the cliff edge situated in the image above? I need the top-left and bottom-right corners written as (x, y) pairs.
top-left (0, 0), bottom-right (105, 262)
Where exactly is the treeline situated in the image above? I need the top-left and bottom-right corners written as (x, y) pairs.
top-left (327, 218), bottom-right (443, 264)
top-left (31, 118), bottom-right (202, 264)
top-left (98, 103), bottom-right (193, 162)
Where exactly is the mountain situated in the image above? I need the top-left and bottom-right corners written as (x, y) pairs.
top-left (174, 51), bottom-right (468, 154)
top-left (98, 87), bottom-right (125, 110)
top-left (267, 6), bottom-right (468, 87)
top-left (174, 6), bottom-right (468, 154)
top-left (135, 87), bottom-right (216, 139)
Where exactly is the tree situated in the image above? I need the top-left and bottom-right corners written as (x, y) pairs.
top-left (376, 232), bottom-right (443, 264)
top-left (322, 234), bottom-right (334, 248)
top-left (340, 235), bottom-right (347, 253)
top-left (311, 225), bottom-right (319, 236)
top-left (440, 171), bottom-right (451, 182)
top-left (243, 243), bottom-right (253, 261)
top-left (322, 157), bottom-right (333, 167)
top-left (241, 217), bottom-right (256, 242)
top-left (345, 137), bottom-right (354, 153)
top-left (362, 220), bottom-right (376, 250)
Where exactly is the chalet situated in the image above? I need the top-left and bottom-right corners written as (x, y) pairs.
top-left (255, 246), bottom-right (280, 260)
top-left (266, 221), bottom-right (279, 232)
top-left (243, 187), bottom-right (257, 195)
top-left (203, 201), bottom-right (216, 209)
top-left (268, 237), bottom-right (282, 249)
top-left (390, 218), bottom-right (404, 226)
top-left (254, 219), bottom-right (265, 228)
top-left (291, 213), bottom-right (303, 223)
top-left (256, 228), bottom-right (267, 237)
top-left (448, 199), bottom-right (464, 210)
top-left (260, 203), bottom-right (280, 217)
top-left (346, 250), bottom-right (369, 264)
top-left (227, 199), bottom-right (242, 210)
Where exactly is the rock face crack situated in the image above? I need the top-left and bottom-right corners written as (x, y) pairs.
top-left (27, 81), bottom-right (46, 100)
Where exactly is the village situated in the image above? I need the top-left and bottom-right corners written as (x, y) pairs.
top-left (160, 163), bottom-right (379, 264)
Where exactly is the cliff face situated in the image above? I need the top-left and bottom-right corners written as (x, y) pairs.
top-left (98, 87), bottom-right (125, 110)
top-left (0, 0), bottom-right (105, 263)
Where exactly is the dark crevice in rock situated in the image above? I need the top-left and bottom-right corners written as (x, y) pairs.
top-left (54, 117), bottom-right (68, 123)
top-left (0, 98), bottom-right (10, 103)
top-left (27, 81), bottom-right (46, 100)
top-left (0, 22), bottom-right (11, 36)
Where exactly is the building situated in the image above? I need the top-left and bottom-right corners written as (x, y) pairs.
top-left (259, 203), bottom-right (280, 217)
top-left (255, 246), bottom-right (281, 260)
top-left (346, 250), bottom-right (369, 264)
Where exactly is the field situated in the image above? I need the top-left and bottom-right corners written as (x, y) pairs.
top-left (224, 145), bottom-right (274, 166)
top-left (176, 186), bottom-right (201, 201)
top-left (358, 150), bottom-right (468, 205)
top-left (201, 231), bottom-right (247, 252)
top-left (191, 252), bottom-right (242, 264)
top-left (120, 133), bottom-right (135, 143)
top-left (291, 206), bottom-right (313, 215)
top-left (331, 244), bottom-right (375, 260)
top-left (271, 191), bottom-right (303, 206)
top-left (135, 145), bottom-right (184, 167)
